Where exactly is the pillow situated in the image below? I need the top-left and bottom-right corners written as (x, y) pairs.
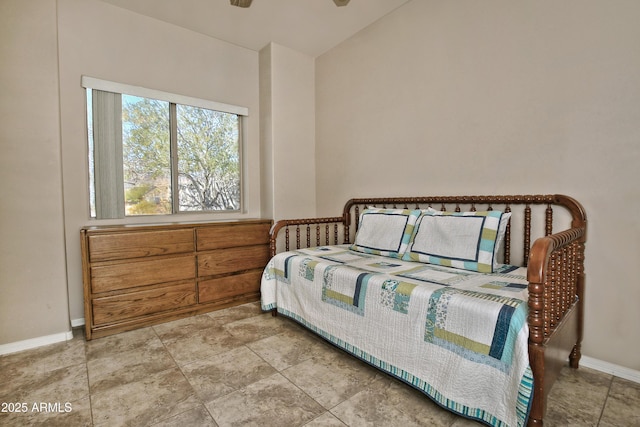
top-left (402, 210), bottom-right (511, 273)
top-left (493, 211), bottom-right (511, 265)
top-left (350, 208), bottom-right (421, 258)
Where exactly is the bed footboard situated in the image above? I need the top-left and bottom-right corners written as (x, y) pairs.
top-left (269, 216), bottom-right (347, 257)
top-left (526, 226), bottom-right (587, 426)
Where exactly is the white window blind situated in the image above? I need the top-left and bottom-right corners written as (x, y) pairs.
top-left (82, 76), bottom-right (248, 116)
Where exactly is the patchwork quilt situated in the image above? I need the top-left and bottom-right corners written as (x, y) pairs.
top-left (261, 245), bottom-right (532, 427)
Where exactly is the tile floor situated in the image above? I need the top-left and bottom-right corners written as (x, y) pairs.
top-left (1, 302), bottom-right (638, 426)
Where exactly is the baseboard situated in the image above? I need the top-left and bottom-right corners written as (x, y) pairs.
top-left (71, 318), bottom-right (85, 328)
top-left (0, 330), bottom-right (74, 356)
top-left (581, 355), bottom-right (640, 384)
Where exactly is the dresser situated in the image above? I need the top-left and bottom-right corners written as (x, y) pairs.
top-left (80, 219), bottom-right (271, 339)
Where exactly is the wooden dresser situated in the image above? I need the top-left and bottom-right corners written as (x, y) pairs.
top-left (80, 219), bottom-right (271, 340)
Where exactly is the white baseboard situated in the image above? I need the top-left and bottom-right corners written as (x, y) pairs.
top-left (0, 330), bottom-right (74, 356)
top-left (581, 355), bottom-right (640, 384)
top-left (70, 318), bottom-right (85, 328)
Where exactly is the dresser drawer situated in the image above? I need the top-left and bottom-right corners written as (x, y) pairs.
top-left (196, 222), bottom-right (270, 251)
top-left (198, 270), bottom-right (262, 304)
top-left (88, 229), bottom-right (194, 262)
top-left (198, 245), bottom-right (270, 277)
top-left (91, 255), bottom-right (196, 294)
top-left (92, 281), bottom-right (196, 325)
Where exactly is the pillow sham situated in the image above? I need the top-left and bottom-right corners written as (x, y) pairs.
top-left (350, 208), bottom-right (421, 258)
top-left (402, 210), bottom-right (511, 273)
top-left (493, 211), bottom-right (511, 266)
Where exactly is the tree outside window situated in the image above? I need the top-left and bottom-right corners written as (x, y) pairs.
top-left (87, 88), bottom-right (243, 219)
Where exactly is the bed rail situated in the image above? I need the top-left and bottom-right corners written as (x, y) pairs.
top-left (271, 195), bottom-right (586, 259)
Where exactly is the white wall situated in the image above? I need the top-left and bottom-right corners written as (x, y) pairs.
top-left (315, 0), bottom-right (640, 370)
top-left (260, 43), bottom-right (316, 220)
top-left (0, 0), bottom-right (71, 344)
top-left (0, 0), bottom-right (70, 345)
top-left (57, 0), bottom-right (262, 323)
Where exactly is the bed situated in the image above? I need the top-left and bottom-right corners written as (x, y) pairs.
top-left (261, 195), bottom-right (586, 427)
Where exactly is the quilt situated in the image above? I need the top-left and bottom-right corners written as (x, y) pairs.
top-left (261, 245), bottom-right (533, 427)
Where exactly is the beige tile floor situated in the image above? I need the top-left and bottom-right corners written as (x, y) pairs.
top-left (1, 302), bottom-right (638, 426)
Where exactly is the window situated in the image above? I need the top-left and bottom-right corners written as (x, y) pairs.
top-left (83, 77), bottom-right (247, 219)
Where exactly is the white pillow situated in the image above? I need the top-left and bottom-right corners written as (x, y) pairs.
top-left (350, 208), bottom-right (421, 258)
top-left (403, 210), bottom-right (511, 273)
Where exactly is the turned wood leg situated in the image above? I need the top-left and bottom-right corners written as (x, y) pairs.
top-left (569, 344), bottom-right (581, 369)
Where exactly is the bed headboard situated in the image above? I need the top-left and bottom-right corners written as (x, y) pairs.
top-left (270, 194), bottom-right (587, 269)
top-left (342, 195), bottom-right (587, 267)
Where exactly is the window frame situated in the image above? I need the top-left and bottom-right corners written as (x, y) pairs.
top-left (82, 76), bottom-right (248, 219)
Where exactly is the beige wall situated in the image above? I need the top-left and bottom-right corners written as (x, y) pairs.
top-left (57, 0), bottom-right (262, 323)
top-left (316, 0), bottom-right (640, 370)
top-left (260, 43), bottom-right (316, 220)
top-left (2, 0), bottom-right (638, 375)
top-left (0, 0), bottom-right (71, 344)
top-left (2, 0), bottom-right (316, 349)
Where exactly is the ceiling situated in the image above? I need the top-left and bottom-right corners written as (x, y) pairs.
top-left (98, 0), bottom-right (410, 57)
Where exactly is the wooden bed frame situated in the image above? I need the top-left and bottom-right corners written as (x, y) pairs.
top-left (267, 194), bottom-right (587, 426)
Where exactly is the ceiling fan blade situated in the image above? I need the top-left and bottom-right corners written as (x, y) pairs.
top-left (230, 0), bottom-right (253, 7)
top-left (230, 0), bottom-right (349, 8)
